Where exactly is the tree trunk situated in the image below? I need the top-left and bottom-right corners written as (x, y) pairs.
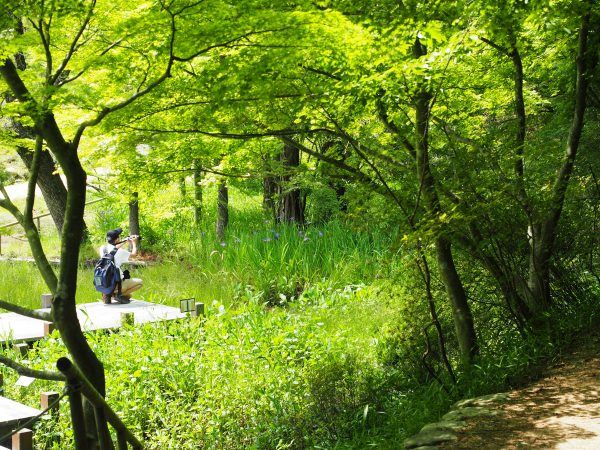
top-left (129, 192), bottom-right (140, 252)
top-left (129, 192), bottom-right (140, 236)
top-left (193, 160), bottom-right (203, 224)
top-left (526, 10), bottom-right (596, 316)
top-left (435, 237), bottom-right (478, 363)
top-left (413, 37), bottom-right (478, 365)
top-left (179, 176), bottom-right (186, 199)
top-left (1, 57), bottom-right (108, 448)
top-left (263, 174), bottom-right (276, 220)
top-left (277, 142), bottom-right (304, 224)
top-left (216, 180), bottom-right (228, 241)
top-left (8, 113), bottom-right (73, 235)
top-left (5, 21), bottom-right (72, 235)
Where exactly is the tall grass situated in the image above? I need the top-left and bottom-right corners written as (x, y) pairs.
top-left (0, 184), bottom-right (395, 310)
top-left (185, 220), bottom-right (390, 298)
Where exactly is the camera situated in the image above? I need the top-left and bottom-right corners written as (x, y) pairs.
top-left (116, 235), bottom-right (140, 245)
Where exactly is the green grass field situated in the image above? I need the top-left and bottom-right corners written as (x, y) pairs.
top-left (0, 182), bottom-right (593, 449)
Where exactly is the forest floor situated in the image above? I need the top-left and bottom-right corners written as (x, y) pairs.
top-left (439, 330), bottom-right (600, 449)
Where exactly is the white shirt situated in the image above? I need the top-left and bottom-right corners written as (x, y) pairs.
top-left (99, 244), bottom-right (131, 279)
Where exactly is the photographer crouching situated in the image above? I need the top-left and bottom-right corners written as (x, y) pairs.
top-left (99, 227), bottom-right (143, 304)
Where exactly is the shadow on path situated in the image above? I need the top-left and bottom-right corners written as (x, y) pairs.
top-left (439, 334), bottom-right (600, 449)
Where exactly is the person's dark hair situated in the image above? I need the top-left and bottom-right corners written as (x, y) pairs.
top-left (106, 227), bottom-right (123, 244)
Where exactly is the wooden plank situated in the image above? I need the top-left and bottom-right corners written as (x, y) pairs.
top-left (0, 397), bottom-right (40, 428)
top-left (0, 300), bottom-right (187, 344)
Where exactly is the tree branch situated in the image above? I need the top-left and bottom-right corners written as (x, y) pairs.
top-left (376, 93), bottom-right (416, 159)
top-left (120, 124), bottom-right (331, 138)
top-left (49, 0), bottom-right (96, 86)
top-left (121, 93), bottom-right (309, 125)
top-left (57, 36), bottom-right (126, 86)
top-left (0, 183), bottom-right (25, 224)
top-left (300, 64), bottom-right (342, 80)
top-left (281, 136), bottom-right (393, 199)
top-left (479, 36), bottom-right (511, 56)
top-left (29, 17), bottom-right (53, 83)
top-left (0, 299), bottom-right (52, 322)
top-left (325, 111), bottom-right (410, 216)
top-left (172, 28), bottom-right (290, 62)
top-left (138, 166), bottom-right (251, 179)
top-left (71, 7), bottom-right (178, 148)
top-left (432, 116), bottom-right (482, 151)
top-left (24, 136), bottom-right (42, 221)
top-left (0, 354), bottom-right (65, 381)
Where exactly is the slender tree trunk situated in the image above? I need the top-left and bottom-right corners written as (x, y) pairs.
top-left (413, 37), bottom-right (478, 365)
top-left (129, 192), bottom-right (140, 236)
top-left (179, 176), bottom-right (186, 199)
top-left (129, 192), bottom-right (140, 253)
top-left (435, 237), bottom-right (478, 362)
top-left (277, 142), bottom-right (304, 224)
top-left (216, 180), bottom-right (228, 241)
top-left (193, 160), bottom-right (203, 224)
top-left (263, 174), bottom-right (276, 220)
top-left (463, 223), bottom-right (532, 327)
top-left (416, 249), bottom-right (456, 385)
top-left (526, 10), bottom-right (596, 315)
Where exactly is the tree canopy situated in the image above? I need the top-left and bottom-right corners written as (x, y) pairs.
top-left (0, 0), bottom-right (599, 446)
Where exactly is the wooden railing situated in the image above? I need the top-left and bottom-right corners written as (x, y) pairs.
top-left (0, 358), bottom-right (143, 450)
top-left (57, 357), bottom-right (143, 450)
top-left (0, 198), bottom-right (104, 255)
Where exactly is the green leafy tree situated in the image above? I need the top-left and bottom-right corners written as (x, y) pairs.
top-left (1, 0), bottom-right (313, 445)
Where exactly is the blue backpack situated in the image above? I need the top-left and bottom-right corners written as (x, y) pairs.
top-left (93, 247), bottom-right (122, 295)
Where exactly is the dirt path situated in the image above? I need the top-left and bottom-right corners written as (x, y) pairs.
top-left (2, 181), bottom-right (41, 201)
top-left (439, 333), bottom-right (600, 449)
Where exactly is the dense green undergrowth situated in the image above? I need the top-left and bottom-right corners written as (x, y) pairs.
top-left (1, 184), bottom-right (599, 448)
top-left (3, 278), bottom-right (598, 449)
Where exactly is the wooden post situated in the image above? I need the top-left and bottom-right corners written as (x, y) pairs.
top-left (117, 430), bottom-right (128, 450)
top-left (192, 303), bottom-right (205, 318)
top-left (120, 312), bottom-right (134, 327)
top-left (43, 322), bottom-right (55, 337)
top-left (41, 391), bottom-right (60, 418)
top-left (0, 373), bottom-right (3, 396)
top-left (41, 294), bottom-right (53, 308)
top-left (15, 343), bottom-right (29, 356)
top-left (57, 363), bottom-right (87, 450)
top-left (94, 406), bottom-right (112, 450)
top-left (12, 428), bottom-right (33, 450)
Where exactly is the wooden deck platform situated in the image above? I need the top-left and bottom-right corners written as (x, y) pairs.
top-left (0, 300), bottom-right (187, 344)
top-left (0, 396), bottom-right (40, 447)
top-left (0, 396), bottom-right (40, 428)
